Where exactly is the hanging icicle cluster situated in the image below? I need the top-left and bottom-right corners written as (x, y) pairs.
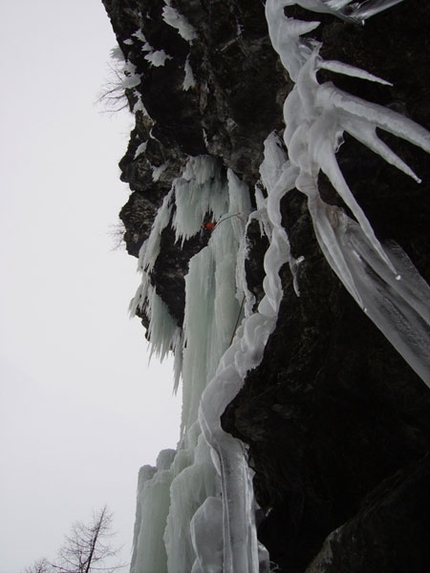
top-left (265, 0), bottom-right (430, 384)
top-left (129, 1), bottom-right (430, 572)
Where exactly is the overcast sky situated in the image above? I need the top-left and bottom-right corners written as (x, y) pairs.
top-left (0, 2), bottom-right (182, 571)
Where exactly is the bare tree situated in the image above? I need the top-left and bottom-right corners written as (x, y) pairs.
top-left (23, 558), bottom-right (54, 573)
top-left (96, 62), bottom-right (130, 114)
top-left (107, 220), bottom-right (126, 252)
top-left (24, 506), bottom-right (125, 573)
top-left (56, 506), bottom-right (122, 573)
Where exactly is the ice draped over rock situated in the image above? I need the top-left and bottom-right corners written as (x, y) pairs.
top-left (129, 145), bottom-right (292, 572)
top-left (130, 157), bottom-right (263, 572)
top-left (116, 0), bottom-right (430, 571)
top-left (265, 0), bottom-right (430, 384)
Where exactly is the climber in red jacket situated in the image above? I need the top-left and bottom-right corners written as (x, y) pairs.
top-left (202, 221), bottom-right (216, 232)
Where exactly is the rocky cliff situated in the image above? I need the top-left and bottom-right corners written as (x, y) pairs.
top-left (102, 1), bottom-right (430, 571)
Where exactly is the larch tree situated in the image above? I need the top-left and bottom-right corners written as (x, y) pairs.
top-left (24, 506), bottom-right (125, 573)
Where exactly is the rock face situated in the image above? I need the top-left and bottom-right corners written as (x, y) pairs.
top-left (102, 1), bottom-right (430, 571)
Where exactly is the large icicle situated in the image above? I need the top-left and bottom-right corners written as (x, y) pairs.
top-left (130, 156), bottom-right (256, 573)
top-left (164, 425), bottom-right (220, 573)
top-left (266, 0), bottom-right (430, 384)
top-left (180, 166), bottom-right (252, 432)
top-left (131, 3), bottom-right (429, 572)
top-left (307, 195), bottom-right (430, 384)
top-left (173, 156), bottom-right (229, 245)
top-left (197, 135), bottom-right (295, 573)
top-left (273, 0), bottom-right (405, 25)
top-left (130, 450), bottom-right (176, 573)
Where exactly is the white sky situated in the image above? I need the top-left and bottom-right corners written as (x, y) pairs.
top-left (0, 2), bottom-right (182, 571)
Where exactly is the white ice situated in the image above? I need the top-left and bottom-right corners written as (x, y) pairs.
top-left (172, 156), bottom-right (229, 244)
top-left (131, 157), bottom-right (263, 572)
top-left (145, 49), bottom-right (172, 67)
top-left (196, 138), bottom-right (294, 572)
top-left (162, 5), bottom-right (197, 42)
top-left (152, 163), bottom-right (167, 182)
top-left (183, 56), bottom-right (196, 91)
top-left (269, 0), bottom-right (405, 24)
top-left (130, 451), bottom-right (176, 573)
top-left (266, 0), bottom-right (430, 383)
top-left (130, 2), bottom-right (430, 572)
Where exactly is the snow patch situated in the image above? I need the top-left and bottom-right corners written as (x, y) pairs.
top-left (132, 29), bottom-right (147, 43)
top-left (145, 49), bottom-right (172, 67)
top-left (162, 5), bottom-right (197, 42)
top-left (133, 141), bottom-right (147, 159)
top-left (183, 56), bottom-right (196, 90)
top-left (152, 163), bottom-right (167, 182)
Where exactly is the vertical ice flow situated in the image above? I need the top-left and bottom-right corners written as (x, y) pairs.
top-left (131, 2), bottom-right (430, 572)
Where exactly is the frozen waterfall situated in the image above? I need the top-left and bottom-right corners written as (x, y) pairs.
top-left (129, 1), bottom-right (430, 572)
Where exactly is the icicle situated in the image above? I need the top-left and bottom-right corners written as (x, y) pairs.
top-left (146, 286), bottom-right (181, 363)
top-left (197, 134), bottom-right (296, 573)
top-left (266, 0), bottom-right (430, 383)
top-left (269, 0), bottom-right (405, 25)
top-left (141, 188), bottom-right (174, 274)
top-left (173, 156), bottom-right (228, 244)
top-left (144, 49), bottom-right (172, 67)
top-left (130, 453), bottom-right (175, 573)
top-left (319, 59), bottom-right (392, 85)
top-left (349, 0), bottom-right (405, 23)
top-left (180, 168), bottom-right (251, 432)
top-left (265, 0), bottom-right (320, 81)
top-left (317, 206), bottom-right (430, 383)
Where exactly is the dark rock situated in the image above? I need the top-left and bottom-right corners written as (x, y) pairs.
top-left (306, 456), bottom-right (430, 573)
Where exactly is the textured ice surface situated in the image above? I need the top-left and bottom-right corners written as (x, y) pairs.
top-left (266, 0), bottom-right (430, 383)
top-left (130, 455), bottom-right (174, 573)
top-left (131, 2), bottom-right (429, 572)
top-left (173, 156), bottom-right (228, 244)
top-left (180, 167), bottom-right (251, 431)
top-left (268, 0), bottom-right (405, 25)
top-left (196, 139), bottom-right (295, 572)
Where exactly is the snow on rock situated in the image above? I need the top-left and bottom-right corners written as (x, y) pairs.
top-left (162, 5), bottom-right (197, 42)
top-left (144, 49), bottom-right (172, 67)
top-left (152, 163), bottom-right (168, 182)
top-left (133, 141), bottom-right (147, 159)
top-left (183, 56), bottom-right (196, 91)
top-left (129, 28), bottom-right (173, 67)
top-left (108, 53), bottom-right (141, 90)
